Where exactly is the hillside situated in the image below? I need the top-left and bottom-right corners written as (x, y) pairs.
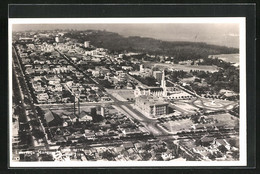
top-left (64, 30), bottom-right (239, 62)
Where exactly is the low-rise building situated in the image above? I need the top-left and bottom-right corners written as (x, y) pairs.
top-left (122, 66), bottom-right (133, 71)
top-left (78, 111), bottom-right (93, 121)
top-left (37, 93), bottom-right (49, 102)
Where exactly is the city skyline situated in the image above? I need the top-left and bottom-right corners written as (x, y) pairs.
top-left (13, 23), bottom-right (240, 48)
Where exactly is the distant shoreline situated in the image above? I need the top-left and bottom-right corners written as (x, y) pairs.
top-left (209, 54), bottom-right (239, 67)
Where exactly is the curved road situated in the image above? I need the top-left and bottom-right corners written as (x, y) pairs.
top-left (190, 97), bottom-right (238, 112)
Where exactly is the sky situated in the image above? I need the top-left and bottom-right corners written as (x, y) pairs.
top-left (13, 23), bottom-right (240, 48)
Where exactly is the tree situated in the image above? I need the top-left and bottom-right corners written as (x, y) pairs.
top-left (99, 79), bottom-right (113, 88)
top-left (218, 145), bottom-right (228, 154)
top-left (36, 106), bottom-right (45, 116)
top-left (39, 154), bottom-right (54, 161)
top-left (231, 151), bottom-right (239, 160)
top-left (101, 150), bottom-right (116, 161)
top-left (143, 144), bottom-right (151, 151)
top-left (142, 152), bottom-right (152, 160)
top-left (32, 129), bottom-right (45, 139)
top-left (14, 106), bottom-right (22, 116)
top-left (62, 90), bottom-right (72, 98)
top-left (111, 124), bottom-right (118, 130)
top-left (24, 154), bottom-right (38, 161)
top-left (191, 115), bottom-right (201, 124)
top-left (19, 132), bottom-right (31, 145)
top-left (90, 125), bottom-right (100, 132)
top-left (133, 76), bottom-right (158, 86)
top-left (214, 151), bottom-right (223, 158)
top-left (30, 120), bottom-right (41, 129)
top-left (155, 146), bottom-right (167, 153)
top-left (89, 90), bottom-right (96, 95)
top-left (208, 153), bottom-right (216, 160)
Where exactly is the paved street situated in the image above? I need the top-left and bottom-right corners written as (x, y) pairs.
top-left (13, 45), bottom-right (50, 150)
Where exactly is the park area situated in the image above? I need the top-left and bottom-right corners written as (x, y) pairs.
top-left (207, 113), bottom-right (239, 128)
top-left (146, 63), bottom-right (219, 73)
top-left (159, 112), bottom-right (239, 134)
top-left (193, 98), bottom-right (236, 111)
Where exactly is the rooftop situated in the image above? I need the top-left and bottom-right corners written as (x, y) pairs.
top-left (137, 95), bottom-right (168, 106)
top-left (44, 110), bottom-right (55, 123)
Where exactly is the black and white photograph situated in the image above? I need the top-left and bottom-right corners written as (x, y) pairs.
top-left (9, 17), bottom-right (247, 167)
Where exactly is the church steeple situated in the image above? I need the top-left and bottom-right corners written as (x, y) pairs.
top-left (161, 70), bottom-right (167, 97)
top-left (161, 70), bottom-right (166, 88)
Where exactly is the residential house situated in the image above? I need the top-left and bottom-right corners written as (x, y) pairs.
top-left (200, 136), bottom-right (215, 146)
top-left (212, 139), bottom-right (231, 150)
top-left (123, 142), bottom-right (134, 149)
top-left (78, 111), bottom-right (93, 121)
top-left (37, 93), bottom-right (49, 102)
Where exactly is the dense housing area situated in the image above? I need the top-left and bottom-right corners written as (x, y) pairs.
top-left (12, 30), bottom-right (239, 162)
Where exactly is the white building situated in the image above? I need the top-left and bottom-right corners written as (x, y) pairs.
top-left (55, 36), bottom-right (60, 43)
top-left (84, 41), bottom-right (90, 48)
top-left (135, 96), bottom-right (169, 118)
top-left (140, 64), bottom-right (144, 72)
top-left (134, 70), bottom-right (193, 100)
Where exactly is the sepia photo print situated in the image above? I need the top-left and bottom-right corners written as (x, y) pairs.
top-left (9, 18), bottom-right (246, 167)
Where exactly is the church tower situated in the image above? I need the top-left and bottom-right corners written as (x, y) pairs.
top-left (161, 70), bottom-right (165, 88)
top-left (161, 70), bottom-right (167, 97)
